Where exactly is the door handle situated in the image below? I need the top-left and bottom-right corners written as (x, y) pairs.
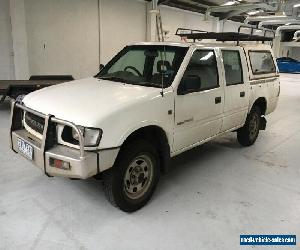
top-left (215, 96), bottom-right (221, 104)
top-left (240, 91), bottom-right (245, 97)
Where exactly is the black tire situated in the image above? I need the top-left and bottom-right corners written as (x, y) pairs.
top-left (237, 106), bottom-right (261, 147)
top-left (102, 139), bottom-right (160, 212)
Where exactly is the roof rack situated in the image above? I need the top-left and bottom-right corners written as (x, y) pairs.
top-left (175, 25), bottom-right (275, 45)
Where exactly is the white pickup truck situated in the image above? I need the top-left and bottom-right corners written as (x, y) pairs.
top-left (10, 36), bottom-right (280, 211)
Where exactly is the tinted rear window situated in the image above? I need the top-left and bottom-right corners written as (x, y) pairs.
top-left (222, 50), bottom-right (243, 85)
top-left (249, 51), bottom-right (276, 75)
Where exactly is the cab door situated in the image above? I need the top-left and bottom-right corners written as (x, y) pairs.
top-left (221, 49), bottom-right (249, 131)
top-left (173, 49), bottom-right (224, 152)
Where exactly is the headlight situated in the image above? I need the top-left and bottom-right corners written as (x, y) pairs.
top-left (62, 125), bottom-right (102, 147)
top-left (72, 127), bottom-right (102, 147)
top-left (71, 125), bottom-right (84, 141)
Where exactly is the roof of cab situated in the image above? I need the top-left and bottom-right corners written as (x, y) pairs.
top-left (131, 41), bottom-right (272, 50)
top-left (130, 41), bottom-right (190, 47)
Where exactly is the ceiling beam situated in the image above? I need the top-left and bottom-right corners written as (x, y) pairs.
top-left (158, 0), bottom-right (171, 5)
top-left (165, 0), bottom-right (208, 13)
top-left (206, 3), bottom-right (277, 21)
top-left (147, 0), bottom-right (248, 22)
top-left (185, 0), bottom-right (215, 7)
top-left (218, 12), bottom-right (242, 21)
top-left (207, 3), bottom-right (277, 13)
top-left (174, 0), bottom-right (210, 9)
top-left (219, 7), bottom-right (258, 21)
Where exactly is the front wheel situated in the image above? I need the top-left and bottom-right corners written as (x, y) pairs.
top-left (102, 139), bottom-right (160, 212)
top-left (237, 106), bottom-right (261, 146)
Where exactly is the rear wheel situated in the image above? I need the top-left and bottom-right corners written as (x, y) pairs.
top-left (237, 106), bottom-right (261, 146)
top-left (102, 139), bottom-right (160, 212)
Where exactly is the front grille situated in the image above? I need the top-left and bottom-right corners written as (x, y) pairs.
top-left (24, 112), bottom-right (45, 135)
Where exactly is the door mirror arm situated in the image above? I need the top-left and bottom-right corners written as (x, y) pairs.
top-left (99, 64), bottom-right (105, 71)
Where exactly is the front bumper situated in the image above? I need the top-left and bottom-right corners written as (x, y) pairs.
top-left (10, 101), bottom-right (119, 179)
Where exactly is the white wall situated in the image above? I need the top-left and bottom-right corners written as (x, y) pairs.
top-left (24, 0), bottom-right (100, 79)
top-left (23, 0), bottom-right (147, 77)
top-left (0, 0), bottom-right (14, 80)
top-left (10, 0), bottom-right (30, 80)
top-left (222, 20), bottom-right (241, 32)
top-left (100, 0), bottom-right (147, 64)
top-left (160, 6), bottom-right (218, 42)
top-left (5, 0), bottom-right (244, 79)
top-left (290, 47), bottom-right (300, 60)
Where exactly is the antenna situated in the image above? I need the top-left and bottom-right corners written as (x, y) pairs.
top-left (160, 45), bottom-right (166, 97)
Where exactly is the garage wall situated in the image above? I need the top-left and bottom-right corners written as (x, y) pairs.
top-left (8, 0), bottom-right (243, 79)
top-left (24, 0), bottom-right (147, 77)
top-left (160, 6), bottom-right (218, 42)
top-left (24, 0), bottom-right (100, 79)
top-left (23, 0), bottom-right (223, 77)
top-left (290, 47), bottom-right (300, 60)
top-left (0, 0), bottom-right (14, 80)
top-left (223, 20), bottom-right (241, 32)
top-left (100, 0), bottom-right (147, 64)
top-left (99, 2), bottom-right (220, 63)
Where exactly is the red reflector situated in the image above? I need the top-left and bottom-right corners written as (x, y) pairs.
top-left (49, 158), bottom-right (71, 170)
top-left (54, 159), bottom-right (63, 168)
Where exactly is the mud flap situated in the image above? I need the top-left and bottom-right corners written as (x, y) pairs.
top-left (260, 116), bottom-right (267, 130)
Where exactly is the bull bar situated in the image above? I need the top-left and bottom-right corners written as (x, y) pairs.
top-left (9, 101), bottom-right (101, 179)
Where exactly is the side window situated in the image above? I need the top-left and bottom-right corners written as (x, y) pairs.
top-left (249, 51), bottom-right (276, 75)
top-left (222, 50), bottom-right (243, 85)
top-left (184, 50), bottom-right (219, 91)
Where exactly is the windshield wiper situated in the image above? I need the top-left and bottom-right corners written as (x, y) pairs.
top-left (99, 76), bottom-right (165, 88)
top-left (138, 81), bottom-right (166, 88)
top-left (99, 76), bottom-right (126, 83)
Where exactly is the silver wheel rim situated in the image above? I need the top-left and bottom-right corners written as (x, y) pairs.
top-left (123, 154), bottom-right (154, 200)
top-left (249, 113), bottom-right (259, 140)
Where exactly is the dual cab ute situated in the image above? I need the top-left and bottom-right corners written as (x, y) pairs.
top-left (10, 28), bottom-right (280, 212)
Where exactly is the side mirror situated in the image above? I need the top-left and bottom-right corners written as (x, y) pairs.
top-left (178, 75), bottom-right (201, 95)
top-left (99, 64), bottom-right (105, 71)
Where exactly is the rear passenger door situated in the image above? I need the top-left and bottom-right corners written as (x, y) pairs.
top-left (173, 49), bottom-right (224, 152)
top-left (221, 49), bottom-right (249, 131)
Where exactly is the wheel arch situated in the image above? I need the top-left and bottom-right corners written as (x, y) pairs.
top-left (251, 97), bottom-right (267, 115)
top-left (119, 125), bottom-right (171, 174)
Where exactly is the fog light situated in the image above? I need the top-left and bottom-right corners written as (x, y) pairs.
top-left (49, 158), bottom-right (71, 170)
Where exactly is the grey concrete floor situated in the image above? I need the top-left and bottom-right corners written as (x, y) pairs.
top-left (0, 74), bottom-right (300, 250)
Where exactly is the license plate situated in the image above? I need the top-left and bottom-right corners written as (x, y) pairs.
top-left (17, 138), bottom-right (33, 160)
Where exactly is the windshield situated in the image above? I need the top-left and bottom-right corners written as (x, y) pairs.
top-left (95, 45), bottom-right (188, 88)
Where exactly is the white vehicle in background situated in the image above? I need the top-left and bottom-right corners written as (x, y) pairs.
top-left (10, 26), bottom-right (280, 212)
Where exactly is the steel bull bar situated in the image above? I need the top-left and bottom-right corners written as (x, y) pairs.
top-left (9, 101), bottom-right (107, 179)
